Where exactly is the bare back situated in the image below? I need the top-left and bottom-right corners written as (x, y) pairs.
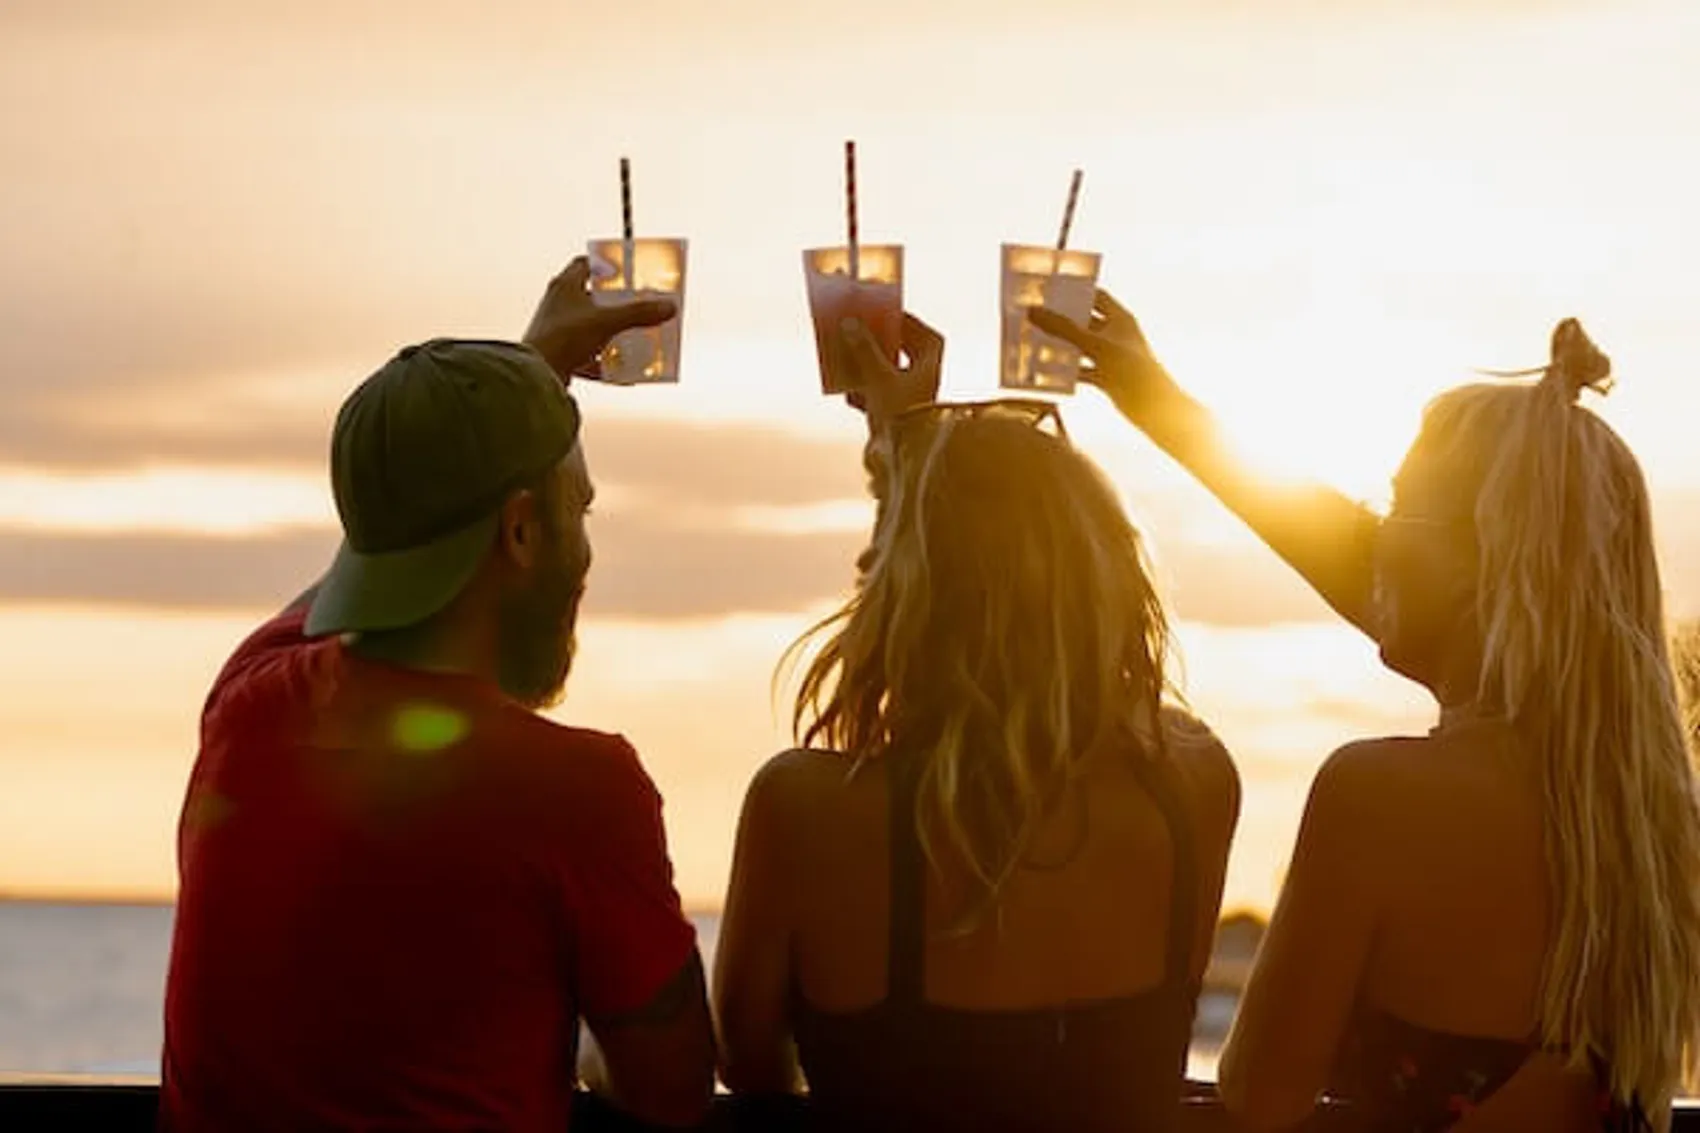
top-left (1217, 720), bottom-right (1642, 1133)
top-left (715, 712), bottom-right (1241, 1130)
top-left (779, 711), bottom-right (1239, 1014)
top-left (1354, 718), bottom-right (1551, 1038)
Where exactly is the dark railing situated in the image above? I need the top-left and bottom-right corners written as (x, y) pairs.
top-left (2, 1077), bottom-right (1698, 1131)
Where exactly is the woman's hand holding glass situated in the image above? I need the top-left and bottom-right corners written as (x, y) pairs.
top-left (833, 312), bottom-right (945, 433)
top-left (1027, 288), bottom-right (1173, 420)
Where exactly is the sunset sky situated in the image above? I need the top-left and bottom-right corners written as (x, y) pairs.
top-left (2, 0), bottom-right (1697, 908)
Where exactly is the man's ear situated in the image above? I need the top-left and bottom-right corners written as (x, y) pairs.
top-left (495, 490), bottom-right (541, 571)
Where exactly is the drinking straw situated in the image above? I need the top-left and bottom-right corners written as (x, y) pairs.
top-left (619, 157), bottom-right (635, 289)
top-left (1056, 168), bottom-right (1083, 251)
top-left (845, 140), bottom-right (860, 281)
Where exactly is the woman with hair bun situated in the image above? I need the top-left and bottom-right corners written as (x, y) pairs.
top-left (1676, 621), bottom-right (1699, 743)
top-left (1034, 298), bottom-right (1700, 1131)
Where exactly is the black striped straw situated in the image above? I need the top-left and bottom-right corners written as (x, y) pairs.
top-left (845, 140), bottom-right (860, 280)
top-left (619, 157), bottom-right (634, 288)
top-left (1057, 168), bottom-right (1083, 251)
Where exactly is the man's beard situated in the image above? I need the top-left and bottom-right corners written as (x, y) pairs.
top-left (496, 556), bottom-right (584, 710)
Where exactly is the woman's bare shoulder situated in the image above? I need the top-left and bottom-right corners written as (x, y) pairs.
top-left (742, 747), bottom-right (864, 817)
top-left (1157, 706), bottom-right (1242, 836)
top-left (1296, 735), bottom-right (1441, 853)
top-left (1315, 734), bottom-right (1440, 799)
top-left (1159, 705), bottom-right (1236, 772)
top-left (738, 749), bottom-right (883, 880)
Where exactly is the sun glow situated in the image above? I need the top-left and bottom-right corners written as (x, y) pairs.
top-left (1157, 303), bottom-right (1445, 512)
top-left (1210, 402), bottom-right (1404, 513)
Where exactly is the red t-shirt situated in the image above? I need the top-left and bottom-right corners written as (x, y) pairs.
top-left (160, 606), bottom-right (696, 1132)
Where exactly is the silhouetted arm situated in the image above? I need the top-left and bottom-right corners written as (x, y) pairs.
top-left (715, 754), bottom-right (806, 1095)
top-left (583, 952), bottom-right (716, 1127)
top-left (572, 742), bottom-right (716, 1127)
top-left (1219, 744), bottom-right (1383, 1131)
top-left (1030, 292), bottom-right (1381, 640)
top-left (1125, 376), bottom-right (1379, 639)
top-left (837, 311), bottom-right (944, 576)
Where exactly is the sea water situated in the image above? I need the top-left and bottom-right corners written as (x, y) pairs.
top-left (0, 903), bottom-right (1232, 1078)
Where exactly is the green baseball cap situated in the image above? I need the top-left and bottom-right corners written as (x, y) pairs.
top-left (305, 338), bottom-right (582, 638)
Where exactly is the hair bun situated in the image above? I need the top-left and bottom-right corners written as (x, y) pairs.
top-left (1549, 318), bottom-right (1613, 401)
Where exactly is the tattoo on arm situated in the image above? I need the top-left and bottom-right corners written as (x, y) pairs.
top-left (589, 951), bottom-right (707, 1029)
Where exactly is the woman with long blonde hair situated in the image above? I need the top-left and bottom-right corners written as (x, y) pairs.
top-left (1034, 297), bottom-right (1700, 1131)
top-left (713, 313), bottom-right (1241, 1132)
top-left (1677, 622), bottom-right (1700, 742)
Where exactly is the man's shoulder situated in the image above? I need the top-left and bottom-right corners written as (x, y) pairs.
top-left (203, 608), bottom-right (332, 727)
top-left (492, 712), bottom-right (658, 802)
top-left (499, 712), bottom-right (637, 763)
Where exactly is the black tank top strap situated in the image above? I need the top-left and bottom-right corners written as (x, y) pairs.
top-left (886, 751), bottom-right (928, 1006)
top-left (884, 744), bottom-right (1198, 1005)
top-left (1127, 751), bottom-right (1199, 990)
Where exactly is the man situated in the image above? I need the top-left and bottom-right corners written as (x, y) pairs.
top-left (160, 259), bottom-right (715, 1131)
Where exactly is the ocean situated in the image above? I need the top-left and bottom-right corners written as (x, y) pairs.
top-left (0, 902), bottom-right (175, 1075)
top-left (0, 902), bottom-right (1235, 1079)
top-left (0, 902), bottom-right (725, 1078)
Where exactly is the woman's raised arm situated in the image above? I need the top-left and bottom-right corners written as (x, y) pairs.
top-left (1031, 292), bottom-right (1380, 639)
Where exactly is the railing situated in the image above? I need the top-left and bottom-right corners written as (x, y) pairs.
top-left (2, 1077), bottom-right (1698, 1131)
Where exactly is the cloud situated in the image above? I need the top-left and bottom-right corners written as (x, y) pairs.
top-left (1, 496), bottom-right (1692, 627)
top-left (0, 396), bottom-right (1695, 626)
top-left (0, 406), bottom-right (324, 474)
top-left (0, 398), bottom-right (871, 512)
top-left (0, 406), bottom-right (867, 617)
top-left (0, 529), bottom-right (334, 612)
top-left (0, 517), bottom-right (1339, 626)
top-left (0, 385), bottom-right (1289, 623)
top-left (584, 419), bottom-right (867, 510)
top-left (0, 521), bottom-right (863, 621)
top-left (0, 429), bottom-right (1332, 622)
top-left (0, 401), bottom-right (881, 618)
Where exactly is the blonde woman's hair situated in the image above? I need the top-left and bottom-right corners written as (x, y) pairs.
top-left (1406, 320), bottom-right (1700, 1112)
top-left (785, 411), bottom-right (1173, 929)
top-left (1677, 621), bottom-right (1700, 745)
